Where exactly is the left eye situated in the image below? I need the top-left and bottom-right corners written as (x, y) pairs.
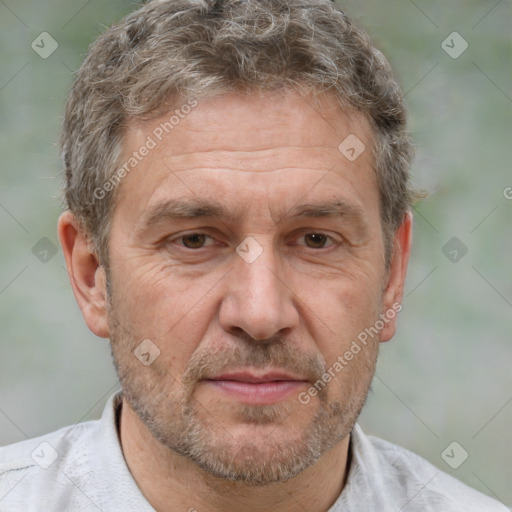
top-left (297, 233), bottom-right (337, 249)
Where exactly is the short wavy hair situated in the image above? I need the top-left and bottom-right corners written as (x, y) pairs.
top-left (61, 0), bottom-right (416, 267)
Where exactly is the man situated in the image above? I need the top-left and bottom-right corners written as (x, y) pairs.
top-left (0, 0), bottom-right (507, 510)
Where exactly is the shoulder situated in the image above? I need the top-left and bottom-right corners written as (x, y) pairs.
top-left (1, 419), bottom-right (97, 472)
top-left (350, 425), bottom-right (509, 511)
top-left (0, 420), bottom-right (100, 511)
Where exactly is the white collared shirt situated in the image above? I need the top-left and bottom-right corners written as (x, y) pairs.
top-left (0, 392), bottom-right (508, 511)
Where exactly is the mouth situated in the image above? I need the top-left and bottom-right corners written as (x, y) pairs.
top-left (203, 370), bottom-right (309, 405)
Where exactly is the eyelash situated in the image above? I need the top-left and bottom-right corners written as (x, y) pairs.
top-left (166, 231), bottom-right (341, 250)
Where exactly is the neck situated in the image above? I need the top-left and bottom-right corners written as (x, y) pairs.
top-left (119, 398), bottom-right (351, 512)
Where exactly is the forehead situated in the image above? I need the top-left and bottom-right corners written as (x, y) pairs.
top-left (127, 90), bottom-right (372, 159)
top-left (116, 90), bottom-right (378, 225)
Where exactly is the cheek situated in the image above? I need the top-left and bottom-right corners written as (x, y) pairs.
top-left (108, 257), bottom-right (216, 368)
top-left (311, 281), bottom-right (381, 402)
top-left (297, 275), bottom-right (383, 397)
top-left (302, 266), bottom-right (383, 337)
top-left (110, 256), bottom-right (192, 324)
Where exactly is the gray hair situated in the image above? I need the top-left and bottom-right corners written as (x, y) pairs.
top-left (61, 0), bottom-right (416, 267)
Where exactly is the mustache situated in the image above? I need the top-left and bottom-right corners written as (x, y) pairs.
top-left (181, 335), bottom-right (327, 392)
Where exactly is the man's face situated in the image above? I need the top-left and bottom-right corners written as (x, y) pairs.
top-left (106, 90), bottom-right (393, 484)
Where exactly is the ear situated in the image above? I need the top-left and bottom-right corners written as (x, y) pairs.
top-left (57, 211), bottom-right (109, 338)
top-left (379, 211), bottom-right (413, 342)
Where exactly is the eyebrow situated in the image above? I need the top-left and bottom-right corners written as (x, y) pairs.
top-left (138, 198), bottom-right (368, 230)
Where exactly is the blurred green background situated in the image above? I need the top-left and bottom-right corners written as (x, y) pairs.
top-left (0, 0), bottom-right (511, 506)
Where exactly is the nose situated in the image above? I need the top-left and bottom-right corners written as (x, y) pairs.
top-left (218, 240), bottom-right (299, 341)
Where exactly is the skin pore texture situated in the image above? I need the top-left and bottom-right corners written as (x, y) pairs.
top-left (58, 89), bottom-right (412, 512)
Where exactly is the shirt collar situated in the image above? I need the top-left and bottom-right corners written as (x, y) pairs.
top-left (92, 391), bottom-right (156, 512)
